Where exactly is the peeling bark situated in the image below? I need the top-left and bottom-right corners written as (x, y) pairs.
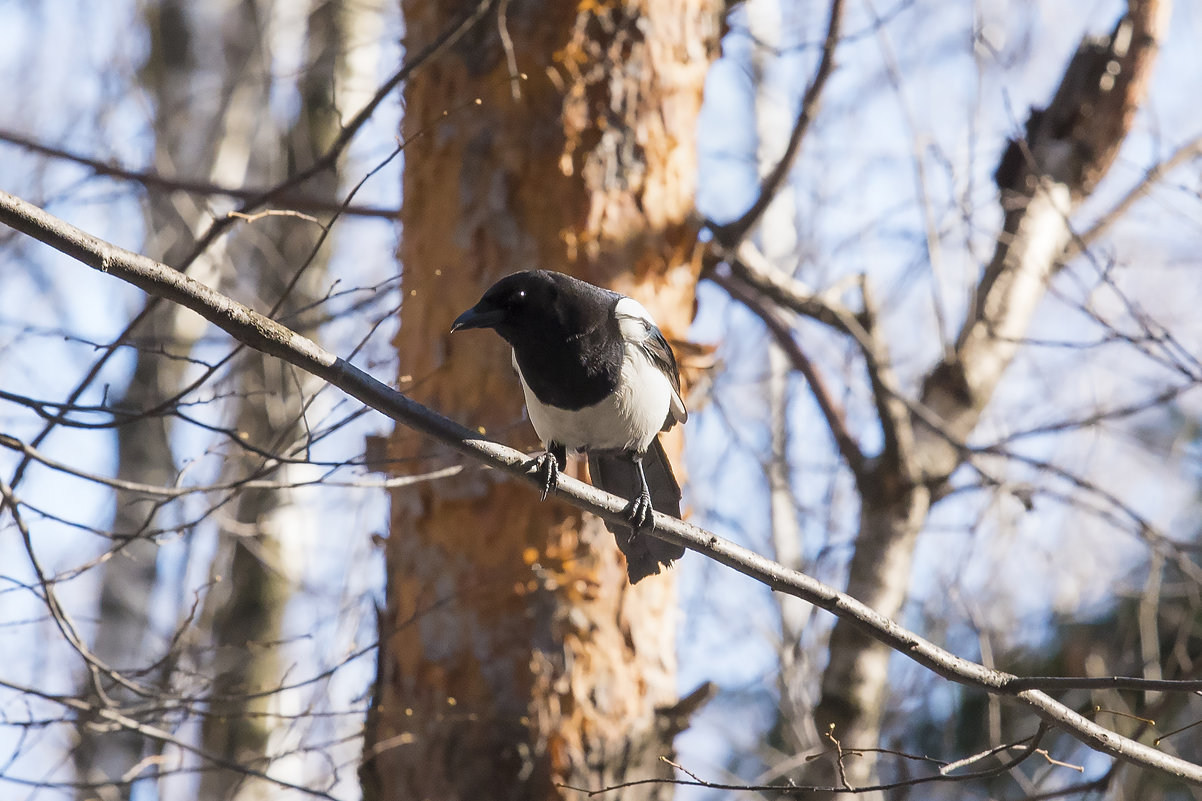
top-left (365, 1), bottom-right (720, 799)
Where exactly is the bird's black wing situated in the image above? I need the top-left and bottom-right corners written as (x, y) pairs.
top-left (588, 438), bottom-right (685, 583)
top-left (642, 325), bottom-right (682, 396)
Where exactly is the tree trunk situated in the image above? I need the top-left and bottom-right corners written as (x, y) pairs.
top-left (73, 3), bottom-right (245, 796)
top-left (198, 1), bottom-right (370, 798)
top-left (808, 2), bottom-right (1170, 795)
top-left (364, 2), bottom-right (720, 799)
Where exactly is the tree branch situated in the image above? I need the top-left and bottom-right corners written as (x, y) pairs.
top-left (1, 0), bottom-right (496, 512)
top-left (567, 725), bottom-right (1049, 796)
top-left (1070, 132), bottom-right (1202, 255)
top-left (0, 678), bottom-right (338, 800)
top-left (706, 0), bottom-right (844, 248)
top-left (0, 128), bottom-right (400, 218)
top-left (3, 189), bottom-right (1201, 785)
top-left (710, 269), bottom-right (867, 478)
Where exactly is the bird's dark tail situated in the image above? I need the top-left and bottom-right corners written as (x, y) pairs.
top-left (588, 438), bottom-right (686, 583)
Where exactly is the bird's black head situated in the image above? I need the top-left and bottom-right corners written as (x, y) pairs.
top-left (452, 270), bottom-right (631, 411)
top-left (451, 270), bottom-right (615, 346)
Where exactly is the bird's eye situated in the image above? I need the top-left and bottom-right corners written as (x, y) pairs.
top-left (516, 290), bottom-right (527, 300)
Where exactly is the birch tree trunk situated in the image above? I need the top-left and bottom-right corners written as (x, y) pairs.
top-left (197, 2), bottom-right (375, 798)
top-left (73, 3), bottom-right (246, 796)
top-left (808, 2), bottom-right (1171, 794)
top-left (363, 2), bottom-right (720, 798)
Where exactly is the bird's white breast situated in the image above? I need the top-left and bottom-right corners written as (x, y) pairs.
top-left (514, 341), bottom-right (673, 453)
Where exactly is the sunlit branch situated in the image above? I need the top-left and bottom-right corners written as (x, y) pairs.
top-left (3, 189), bottom-right (1201, 785)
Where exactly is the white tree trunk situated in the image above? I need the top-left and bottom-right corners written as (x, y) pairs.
top-left (809, 3), bottom-right (1170, 793)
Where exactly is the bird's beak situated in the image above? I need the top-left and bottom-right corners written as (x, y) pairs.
top-left (451, 305), bottom-right (504, 333)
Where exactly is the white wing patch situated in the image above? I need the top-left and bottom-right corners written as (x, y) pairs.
top-left (614, 297), bottom-right (657, 340)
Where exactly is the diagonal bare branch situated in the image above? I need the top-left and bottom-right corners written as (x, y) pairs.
top-left (710, 269), bottom-right (867, 479)
top-left (3, 188), bottom-right (1201, 786)
top-left (1070, 132), bottom-right (1202, 254)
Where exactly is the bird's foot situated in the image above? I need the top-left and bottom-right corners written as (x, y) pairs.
top-left (626, 488), bottom-right (654, 532)
top-left (531, 444), bottom-right (566, 501)
top-left (532, 452), bottom-right (559, 501)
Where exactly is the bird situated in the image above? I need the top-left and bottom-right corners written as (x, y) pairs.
top-left (451, 270), bottom-right (687, 583)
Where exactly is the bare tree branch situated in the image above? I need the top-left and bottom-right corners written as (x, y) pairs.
top-left (717, 239), bottom-right (860, 337)
top-left (710, 269), bottom-right (867, 478)
top-left (1, 0), bottom-right (496, 515)
top-left (709, 248), bottom-right (918, 479)
top-left (567, 725), bottom-right (1051, 796)
top-left (0, 128), bottom-right (400, 218)
top-left (3, 189), bottom-right (1201, 785)
top-left (1071, 132), bottom-right (1202, 253)
top-left (706, 0), bottom-right (844, 248)
top-left (0, 432), bottom-right (461, 497)
top-left (0, 678), bottom-right (339, 800)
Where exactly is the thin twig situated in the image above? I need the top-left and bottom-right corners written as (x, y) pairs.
top-left (711, 269), bottom-right (867, 480)
top-left (0, 0), bottom-right (497, 512)
top-left (0, 128), bottom-right (399, 218)
top-left (559, 725), bottom-right (1050, 796)
top-left (707, 0), bottom-right (845, 248)
top-left (0, 678), bottom-right (339, 800)
top-left (1071, 133), bottom-right (1202, 254)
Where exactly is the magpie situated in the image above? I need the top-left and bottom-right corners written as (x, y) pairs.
top-left (451, 270), bottom-right (687, 583)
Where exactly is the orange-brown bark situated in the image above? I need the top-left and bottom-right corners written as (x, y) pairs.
top-left (365, 2), bottom-right (720, 799)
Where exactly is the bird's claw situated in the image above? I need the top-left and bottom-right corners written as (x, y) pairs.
top-left (627, 490), bottom-right (654, 533)
top-left (532, 451), bottom-right (560, 501)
